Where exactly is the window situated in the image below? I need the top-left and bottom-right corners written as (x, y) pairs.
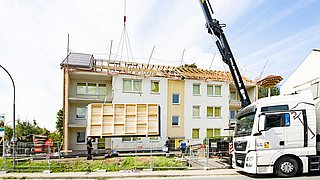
top-left (76, 132), bottom-right (85, 143)
top-left (230, 91), bottom-right (237, 100)
top-left (230, 110), bottom-right (236, 124)
top-left (77, 83), bottom-right (87, 94)
top-left (77, 82), bottom-right (107, 95)
top-left (193, 84), bottom-right (200, 95)
top-left (207, 85), bottom-right (213, 96)
top-left (123, 79), bottom-right (142, 93)
top-left (88, 83), bottom-right (97, 95)
top-left (122, 137), bottom-right (132, 142)
top-left (215, 86), bottom-right (221, 96)
top-left (261, 105), bottom-right (289, 112)
top-left (206, 129), bottom-right (213, 138)
top-left (133, 80), bottom-right (142, 92)
top-left (172, 94), bottom-right (180, 104)
top-left (265, 113), bottom-right (290, 130)
top-left (192, 129), bottom-right (200, 139)
top-left (123, 80), bottom-right (132, 92)
top-left (215, 107), bottom-right (221, 117)
top-left (214, 128), bottom-right (221, 136)
top-left (150, 136), bottom-right (159, 141)
top-left (207, 107), bottom-right (213, 118)
top-left (122, 137), bottom-right (142, 142)
top-left (172, 116), bottom-right (180, 126)
top-left (98, 84), bottom-right (107, 95)
top-left (207, 107), bottom-right (221, 118)
top-left (132, 137), bottom-right (141, 141)
top-left (76, 107), bottom-right (86, 119)
top-left (151, 81), bottom-right (160, 93)
top-left (207, 85), bottom-right (222, 96)
top-left (193, 106), bottom-right (200, 118)
top-left (230, 111), bottom-right (235, 120)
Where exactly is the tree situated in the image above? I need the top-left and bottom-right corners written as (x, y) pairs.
top-left (54, 109), bottom-right (63, 143)
top-left (4, 126), bottom-right (13, 141)
top-left (258, 86), bottom-right (280, 99)
top-left (4, 119), bottom-right (50, 141)
top-left (181, 63), bottom-right (197, 68)
top-left (15, 118), bottom-right (50, 138)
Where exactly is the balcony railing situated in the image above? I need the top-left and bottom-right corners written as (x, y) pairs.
top-left (68, 93), bottom-right (113, 103)
top-left (229, 99), bottom-right (241, 108)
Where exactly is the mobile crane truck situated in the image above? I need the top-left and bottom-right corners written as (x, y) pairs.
top-left (199, 0), bottom-right (320, 177)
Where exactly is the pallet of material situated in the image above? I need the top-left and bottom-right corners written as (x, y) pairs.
top-left (87, 103), bottom-right (160, 137)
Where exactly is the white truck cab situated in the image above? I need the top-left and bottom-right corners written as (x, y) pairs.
top-left (232, 91), bottom-right (320, 177)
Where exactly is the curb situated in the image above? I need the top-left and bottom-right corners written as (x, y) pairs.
top-left (0, 169), bottom-right (239, 179)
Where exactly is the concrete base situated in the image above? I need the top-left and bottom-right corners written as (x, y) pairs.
top-left (43, 170), bottom-right (52, 174)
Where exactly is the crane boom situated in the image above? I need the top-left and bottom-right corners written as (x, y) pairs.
top-left (199, 0), bottom-right (251, 108)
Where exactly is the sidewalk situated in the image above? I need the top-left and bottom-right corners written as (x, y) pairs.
top-left (0, 169), bottom-right (239, 179)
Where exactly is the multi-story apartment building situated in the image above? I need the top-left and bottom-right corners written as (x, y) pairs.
top-left (61, 52), bottom-right (257, 153)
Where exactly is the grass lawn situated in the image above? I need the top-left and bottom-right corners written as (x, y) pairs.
top-left (0, 156), bottom-right (187, 172)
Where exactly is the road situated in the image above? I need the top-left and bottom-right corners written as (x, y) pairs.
top-left (115, 174), bottom-right (320, 180)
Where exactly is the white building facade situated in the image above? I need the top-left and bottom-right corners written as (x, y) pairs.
top-left (61, 52), bottom-right (257, 153)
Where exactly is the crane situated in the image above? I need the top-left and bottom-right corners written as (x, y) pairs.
top-left (199, 0), bottom-right (251, 108)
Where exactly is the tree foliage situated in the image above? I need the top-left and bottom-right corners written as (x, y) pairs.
top-left (4, 119), bottom-right (49, 141)
top-left (54, 109), bottom-right (63, 143)
top-left (258, 86), bottom-right (280, 99)
top-left (181, 63), bottom-right (197, 68)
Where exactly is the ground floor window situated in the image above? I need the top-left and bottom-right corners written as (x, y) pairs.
top-left (214, 128), bottom-right (221, 136)
top-left (122, 137), bottom-right (142, 142)
top-left (206, 128), bottom-right (213, 138)
top-left (76, 132), bottom-right (86, 143)
top-left (192, 129), bottom-right (200, 139)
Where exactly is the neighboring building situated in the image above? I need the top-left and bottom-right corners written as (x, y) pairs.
top-left (60, 52), bottom-right (257, 153)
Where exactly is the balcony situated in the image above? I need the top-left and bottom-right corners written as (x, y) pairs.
top-left (68, 94), bottom-right (113, 103)
top-left (229, 99), bottom-right (241, 108)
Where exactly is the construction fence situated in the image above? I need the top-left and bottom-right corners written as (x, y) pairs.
top-left (0, 137), bottom-right (231, 172)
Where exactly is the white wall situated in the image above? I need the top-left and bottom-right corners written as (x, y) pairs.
top-left (112, 74), bottom-right (168, 139)
top-left (184, 79), bottom-right (229, 140)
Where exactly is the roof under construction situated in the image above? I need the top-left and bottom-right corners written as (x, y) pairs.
top-left (257, 75), bottom-right (283, 88)
top-left (61, 52), bottom-right (255, 85)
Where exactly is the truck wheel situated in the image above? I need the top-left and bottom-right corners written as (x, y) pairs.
top-left (274, 156), bottom-right (298, 177)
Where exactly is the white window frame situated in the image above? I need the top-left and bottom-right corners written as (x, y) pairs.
top-left (172, 116), bottom-right (180, 126)
top-left (207, 84), bottom-right (222, 96)
top-left (207, 106), bottom-right (222, 118)
top-left (172, 93), bottom-right (180, 104)
top-left (193, 83), bottom-right (201, 96)
top-left (122, 137), bottom-right (142, 142)
top-left (123, 79), bottom-right (143, 93)
top-left (192, 105), bottom-right (201, 118)
top-left (76, 82), bottom-right (107, 95)
top-left (151, 80), bottom-right (160, 94)
top-left (76, 107), bottom-right (87, 120)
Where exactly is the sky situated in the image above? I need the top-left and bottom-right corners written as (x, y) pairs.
top-left (0, 0), bottom-right (319, 131)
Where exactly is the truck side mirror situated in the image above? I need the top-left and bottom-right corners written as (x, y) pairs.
top-left (258, 114), bottom-right (266, 132)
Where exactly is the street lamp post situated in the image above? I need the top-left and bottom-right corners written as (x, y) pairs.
top-left (0, 65), bottom-right (16, 170)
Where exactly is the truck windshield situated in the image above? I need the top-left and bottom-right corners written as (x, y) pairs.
top-left (234, 112), bottom-right (255, 137)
